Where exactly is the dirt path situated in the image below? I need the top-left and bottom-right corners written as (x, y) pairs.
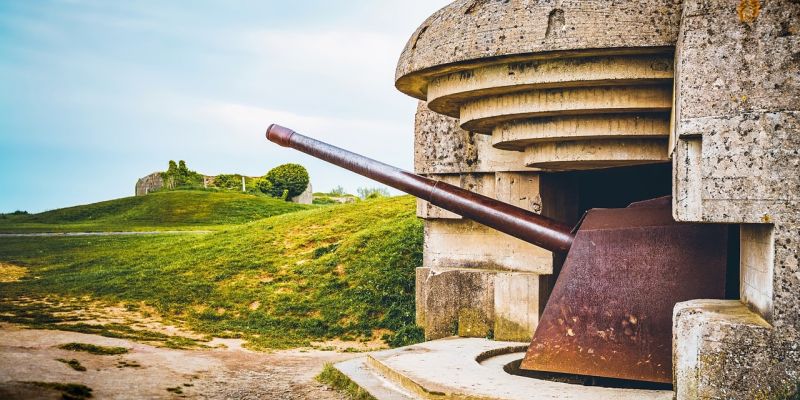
top-left (0, 323), bottom-right (354, 399)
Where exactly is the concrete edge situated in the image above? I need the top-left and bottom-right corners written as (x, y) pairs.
top-left (334, 357), bottom-right (418, 400)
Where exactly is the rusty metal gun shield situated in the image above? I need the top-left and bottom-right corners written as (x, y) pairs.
top-left (520, 200), bottom-right (727, 383)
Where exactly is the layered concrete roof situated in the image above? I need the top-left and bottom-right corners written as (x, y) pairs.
top-left (395, 0), bottom-right (682, 99)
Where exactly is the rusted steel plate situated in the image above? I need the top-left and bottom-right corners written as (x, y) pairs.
top-left (520, 200), bottom-right (727, 383)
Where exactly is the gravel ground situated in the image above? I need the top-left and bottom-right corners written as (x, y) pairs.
top-left (0, 323), bottom-right (354, 399)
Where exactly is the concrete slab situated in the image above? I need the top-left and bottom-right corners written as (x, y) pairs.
top-left (359, 337), bottom-right (674, 400)
top-left (334, 357), bottom-right (417, 400)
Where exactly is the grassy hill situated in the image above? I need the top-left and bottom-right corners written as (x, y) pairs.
top-left (0, 190), bottom-right (313, 232)
top-left (0, 196), bottom-right (423, 349)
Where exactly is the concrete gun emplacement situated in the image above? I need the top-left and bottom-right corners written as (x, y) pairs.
top-left (266, 124), bottom-right (728, 384)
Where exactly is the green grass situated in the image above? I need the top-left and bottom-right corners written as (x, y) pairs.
top-left (0, 190), bottom-right (313, 233)
top-left (0, 196), bottom-right (423, 349)
top-left (58, 342), bottom-right (129, 355)
top-left (316, 363), bottom-right (377, 400)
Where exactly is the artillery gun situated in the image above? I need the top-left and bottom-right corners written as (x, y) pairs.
top-left (266, 124), bottom-right (727, 384)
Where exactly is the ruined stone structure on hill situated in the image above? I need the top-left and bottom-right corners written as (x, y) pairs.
top-left (134, 172), bottom-right (313, 205)
top-left (381, 0), bottom-right (798, 398)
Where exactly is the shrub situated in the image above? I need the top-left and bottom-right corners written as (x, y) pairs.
top-left (255, 178), bottom-right (274, 195)
top-left (357, 187), bottom-right (389, 200)
top-left (264, 163), bottom-right (309, 199)
top-left (213, 174), bottom-right (241, 190)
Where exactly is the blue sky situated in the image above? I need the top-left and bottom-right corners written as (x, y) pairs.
top-left (0, 1), bottom-right (450, 212)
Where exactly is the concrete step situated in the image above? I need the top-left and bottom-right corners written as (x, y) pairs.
top-left (333, 357), bottom-right (418, 400)
top-left (336, 337), bottom-right (675, 400)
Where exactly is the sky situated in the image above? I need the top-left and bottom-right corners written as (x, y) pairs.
top-left (0, 0), bottom-right (451, 213)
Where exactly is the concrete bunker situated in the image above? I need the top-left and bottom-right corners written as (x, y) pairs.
top-left (268, 0), bottom-right (799, 398)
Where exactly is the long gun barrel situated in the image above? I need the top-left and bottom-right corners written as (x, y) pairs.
top-left (266, 124), bottom-right (574, 253)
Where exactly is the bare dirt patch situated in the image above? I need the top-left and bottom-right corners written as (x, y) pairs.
top-left (0, 323), bottom-right (354, 399)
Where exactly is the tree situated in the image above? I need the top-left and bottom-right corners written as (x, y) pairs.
top-left (161, 160), bottom-right (202, 190)
top-left (261, 163), bottom-right (309, 199)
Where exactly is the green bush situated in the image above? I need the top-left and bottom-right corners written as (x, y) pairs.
top-left (264, 163), bottom-right (309, 199)
top-left (213, 174), bottom-right (241, 190)
top-left (255, 178), bottom-right (274, 195)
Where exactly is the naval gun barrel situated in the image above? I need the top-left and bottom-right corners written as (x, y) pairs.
top-left (266, 124), bottom-right (575, 253)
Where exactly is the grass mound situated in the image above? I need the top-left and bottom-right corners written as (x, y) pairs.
top-left (0, 190), bottom-right (312, 232)
top-left (0, 196), bottom-right (423, 348)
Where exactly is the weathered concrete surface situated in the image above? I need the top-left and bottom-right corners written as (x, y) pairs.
top-left (359, 337), bottom-right (673, 400)
top-left (415, 267), bottom-right (494, 340)
top-left (415, 267), bottom-right (544, 342)
top-left (427, 54), bottom-right (674, 118)
top-left (396, 0), bottom-right (681, 99)
top-left (290, 183), bottom-right (313, 204)
top-left (672, 1), bottom-right (800, 398)
top-left (414, 102), bottom-right (529, 174)
top-left (459, 85), bottom-right (673, 133)
top-left (423, 220), bottom-right (551, 273)
top-left (334, 357), bottom-right (416, 400)
top-left (673, 300), bottom-right (773, 400)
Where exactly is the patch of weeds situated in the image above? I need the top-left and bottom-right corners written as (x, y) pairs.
top-left (116, 360), bottom-right (141, 368)
top-left (316, 363), bottom-right (376, 400)
top-left (166, 386), bottom-right (183, 394)
top-left (58, 342), bottom-right (129, 355)
top-left (382, 325), bottom-right (424, 348)
top-left (342, 347), bottom-right (365, 353)
top-left (25, 381), bottom-right (93, 400)
top-left (56, 358), bottom-right (87, 372)
top-left (163, 335), bottom-right (204, 349)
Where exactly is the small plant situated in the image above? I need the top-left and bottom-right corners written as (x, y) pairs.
top-left (166, 386), bottom-right (183, 394)
top-left (58, 342), bottom-right (129, 355)
top-left (117, 360), bottom-right (141, 368)
top-left (56, 358), bottom-right (87, 371)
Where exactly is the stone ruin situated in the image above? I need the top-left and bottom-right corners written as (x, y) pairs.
top-left (390, 0), bottom-right (798, 398)
top-left (134, 172), bottom-right (313, 204)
